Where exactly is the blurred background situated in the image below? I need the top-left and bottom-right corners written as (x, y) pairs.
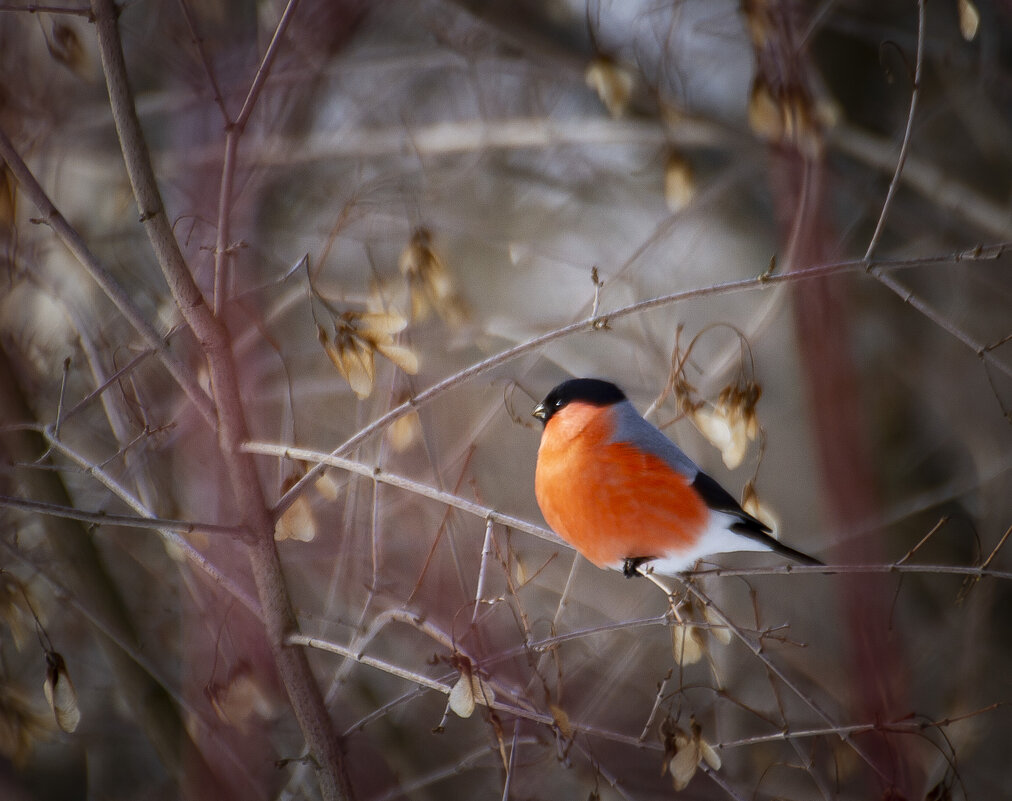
top-left (1, 1), bottom-right (1010, 799)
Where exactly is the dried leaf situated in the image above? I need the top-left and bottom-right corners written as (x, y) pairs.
top-left (321, 336), bottom-right (347, 375)
top-left (702, 605), bottom-right (731, 646)
top-left (43, 652), bottom-right (80, 733)
top-left (314, 471), bottom-right (339, 502)
top-left (322, 306), bottom-right (418, 396)
top-left (513, 554), bottom-right (529, 586)
top-left (668, 729), bottom-right (699, 791)
top-left (699, 738), bottom-right (722, 771)
top-left (672, 623), bottom-right (705, 666)
top-left (197, 364), bottom-right (211, 394)
top-left (321, 323), bottom-right (374, 398)
top-left (661, 717), bottom-right (721, 789)
top-left (958, 0), bottom-right (980, 41)
top-left (448, 671), bottom-right (494, 719)
top-left (742, 0), bottom-right (774, 49)
top-left (448, 672), bottom-right (475, 718)
top-left (664, 152), bottom-right (696, 213)
top-left (692, 406), bottom-right (731, 451)
top-left (345, 342), bottom-right (375, 398)
top-left (692, 396), bottom-right (755, 470)
top-left (0, 685), bottom-right (53, 766)
top-left (748, 77), bottom-right (783, 143)
top-left (375, 342), bottom-right (419, 375)
top-left (208, 665), bottom-right (278, 734)
top-left (274, 494), bottom-right (316, 542)
top-left (0, 573), bottom-right (32, 651)
top-left (741, 483), bottom-right (779, 542)
top-left (585, 57), bottom-right (635, 118)
top-left (357, 310), bottom-right (408, 337)
top-left (47, 22), bottom-right (88, 76)
top-left (386, 411), bottom-right (421, 452)
top-left (398, 228), bottom-right (467, 325)
top-left (692, 406), bottom-right (749, 470)
top-left (549, 703), bottom-right (573, 739)
top-left (472, 675), bottom-right (495, 709)
top-left (0, 166), bottom-right (16, 229)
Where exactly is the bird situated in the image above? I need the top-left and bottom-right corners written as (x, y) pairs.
top-left (532, 378), bottom-right (822, 576)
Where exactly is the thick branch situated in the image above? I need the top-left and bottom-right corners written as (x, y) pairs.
top-left (88, 0), bottom-right (353, 798)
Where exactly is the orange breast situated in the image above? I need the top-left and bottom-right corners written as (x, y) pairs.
top-left (535, 404), bottom-right (708, 568)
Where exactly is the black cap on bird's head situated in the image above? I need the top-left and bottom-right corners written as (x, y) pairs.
top-left (532, 378), bottom-right (627, 425)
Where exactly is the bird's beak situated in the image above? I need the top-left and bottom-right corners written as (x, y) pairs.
top-left (532, 402), bottom-right (547, 422)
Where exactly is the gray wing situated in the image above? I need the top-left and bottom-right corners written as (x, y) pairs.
top-left (609, 401), bottom-right (765, 530)
top-left (609, 402), bottom-right (823, 565)
top-left (608, 401), bottom-right (700, 479)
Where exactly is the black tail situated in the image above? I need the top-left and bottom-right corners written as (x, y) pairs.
top-left (732, 523), bottom-right (824, 566)
top-left (691, 471), bottom-right (823, 566)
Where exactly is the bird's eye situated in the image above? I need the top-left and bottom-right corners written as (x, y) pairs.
top-left (553, 398), bottom-right (564, 408)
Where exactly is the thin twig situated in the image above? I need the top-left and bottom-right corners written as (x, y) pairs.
top-left (863, 0), bottom-right (926, 260)
top-left (472, 518), bottom-right (496, 625)
top-left (895, 516), bottom-right (949, 565)
top-left (245, 441), bottom-right (563, 546)
top-left (88, 2), bottom-right (352, 796)
top-left (0, 127), bottom-right (216, 428)
top-left (175, 0), bottom-right (229, 122)
top-left (273, 247), bottom-right (1003, 517)
top-left (245, 441), bottom-right (1012, 583)
top-left (233, 0), bottom-right (300, 132)
top-left (501, 719), bottom-right (520, 801)
top-left (689, 562), bottom-right (1012, 581)
top-left (61, 347), bottom-right (152, 423)
top-left (40, 431), bottom-right (263, 616)
top-left (720, 702), bottom-right (1004, 748)
top-left (980, 525), bottom-right (1012, 572)
top-left (699, 763), bottom-right (749, 801)
top-left (212, 0), bottom-right (300, 311)
top-left (0, 493), bottom-right (242, 537)
top-left (868, 269), bottom-right (1009, 370)
top-left (0, 4), bottom-right (92, 15)
top-left (680, 580), bottom-right (890, 783)
top-left (0, 540), bottom-right (266, 800)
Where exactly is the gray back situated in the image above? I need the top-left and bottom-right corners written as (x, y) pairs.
top-left (608, 401), bottom-right (699, 479)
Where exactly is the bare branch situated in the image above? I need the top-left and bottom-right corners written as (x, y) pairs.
top-left (0, 127), bottom-right (216, 428)
top-left (88, 1), bottom-right (353, 796)
top-left (0, 493), bottom-right (242, 536)
top-left (863, 0), bottom-right (927, 259)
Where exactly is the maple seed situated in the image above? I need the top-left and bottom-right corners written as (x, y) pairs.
top-left (664, 151), bottom-right (696, 213)
top-left (43, 652), bottom-right (80, 733)
top-left (671, 622), bottom-right (705, 666)
top-left (274, 494), bottom-right (317, 542)
top-left (660, 717), bottom-right (721, 790)
top-left (448, 668), bottom-right (495, 719)
top-left (585, 56), bottom-right (635, 118)
top-left (318, 308), bottom-right (419, 400)
top-left (691, 382), bottom-right (762, 469)
top-left (958, 0), bottom-right (980, 41)
top-left (448, 672), bottom-right (475, 719)
top-left (398, 228), bottom-right (468, 325)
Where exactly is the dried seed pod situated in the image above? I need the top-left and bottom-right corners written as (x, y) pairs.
top-left (43, 652), bottom-right (79, 733)
top-left (585, 57), bottom-right (635, 118)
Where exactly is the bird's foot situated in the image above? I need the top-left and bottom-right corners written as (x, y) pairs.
top-left (623, 556), bottom-right (653, 578)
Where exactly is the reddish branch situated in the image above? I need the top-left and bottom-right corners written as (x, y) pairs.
top-left (87, 0), bottom-right (353, 798)
top-left (745, 0), bottom-right (916, 795)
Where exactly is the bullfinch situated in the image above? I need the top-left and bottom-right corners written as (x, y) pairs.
top-left (533, 378), bottom-right (822, 576)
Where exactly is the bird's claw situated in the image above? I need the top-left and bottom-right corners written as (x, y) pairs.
top-left (623, 556), bottom-right (652, 578)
